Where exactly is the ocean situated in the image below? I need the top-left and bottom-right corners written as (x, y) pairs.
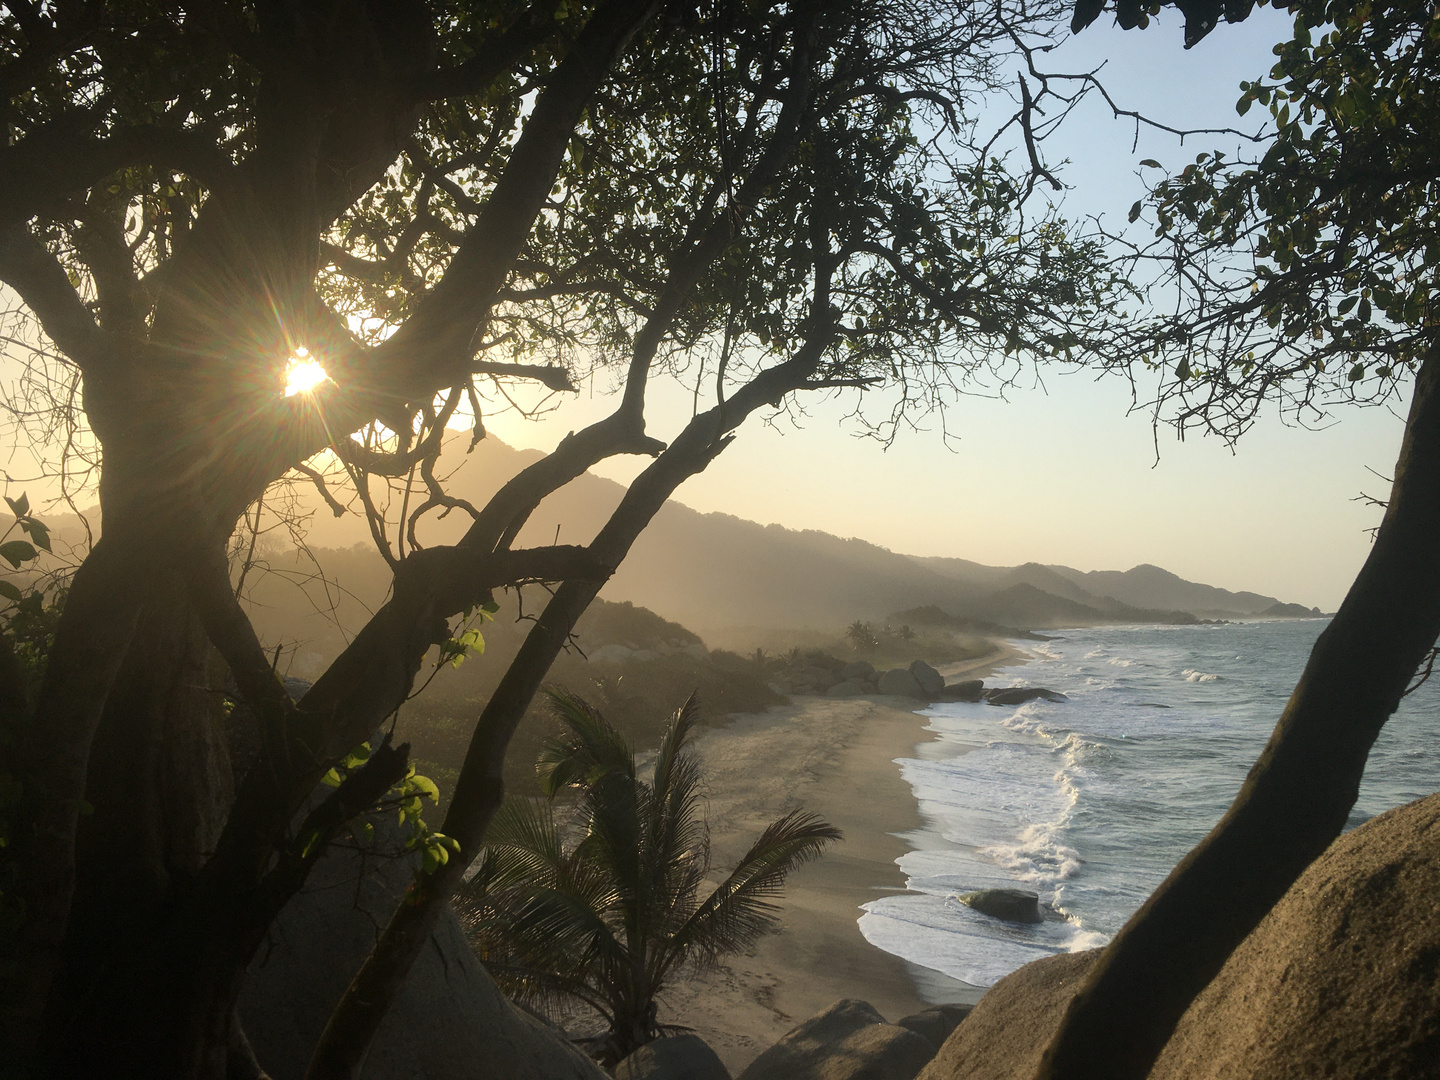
top-left (856, 619), bottom-right (1440, 990)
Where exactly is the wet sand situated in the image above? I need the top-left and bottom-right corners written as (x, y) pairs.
top-left (658, 643), bottom-right (1026, 1073)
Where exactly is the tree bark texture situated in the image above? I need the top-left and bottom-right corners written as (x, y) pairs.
top-left (1035, 346), bottom-right (1440, 1080)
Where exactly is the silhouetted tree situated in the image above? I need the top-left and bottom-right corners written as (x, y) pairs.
top-left (0, 2), bottom-right (1128, 1077)
top-left (1032, 2), bottom-right (1440, 1077)
top-left (459, 690), bottom-right (839, 1066)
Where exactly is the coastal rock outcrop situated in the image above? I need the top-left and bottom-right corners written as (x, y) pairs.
top-left (908, 660), bottom-right (946, 697)
top-left (616, 1034), bottom-right (731, 1080)
top-left (240, 813), bottom-right (605, 1080)
top-left (916, 951), bottom-right (1100, 1080)
top-left (738, 999), bottom-right (936, 1080)
top-left (924, 792), bottom-right (1440, 1080)
top-left (937, 679), bottom-right (985, 702)
top-left (1147, 790), bottom-right (1440, 1080)
top-left (956, 888), bottom-right (1044, 924)
top-left (983, 687), bottom-right (1067, 706)
top-left (895, 1004), bottom-right (974, 1054)
top-left (877, 668), bottom-right (925, 698)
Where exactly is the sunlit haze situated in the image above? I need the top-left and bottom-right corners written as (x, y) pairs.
top-left (472, 9), bottom-right (1394, 614)
top-left (283, 348), bottom-right (329, 397)
top-left (0, 9), bottom-right (1395, 615)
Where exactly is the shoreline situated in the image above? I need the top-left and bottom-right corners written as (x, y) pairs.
top-left (659, 640), bottom-right (1027, 1074)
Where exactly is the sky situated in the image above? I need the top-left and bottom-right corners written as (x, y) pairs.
top-left (481, 6), bottom-right (1400, 613)
top-left (0, 7), bottom-right (1401, 613)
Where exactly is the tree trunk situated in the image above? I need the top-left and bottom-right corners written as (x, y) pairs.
top-left (43, 566), bottom-right (241, 1079)
top-left (1036, 346), bottom-right (1440, 1080)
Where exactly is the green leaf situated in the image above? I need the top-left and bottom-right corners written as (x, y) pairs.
top-left (0, 581), bottom-right (21, 603)
top-left (1348, 363), bottom-right (1365, 381)
top-left (1139, 159), bottom-right (1162, 169)
top-left (5, 494), bottom-right (28, 518)
top-left (1128, 200), bottom-right (1143, 224)
top-left (20, 519), bottom-right (49, 552)
top-left (410, 774), bottom-right (441, 803)
top-left (0, 541), bottom-right (37, 569)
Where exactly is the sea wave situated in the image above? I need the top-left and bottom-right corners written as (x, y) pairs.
top-left (861, 620), bottom-right (1437, 996)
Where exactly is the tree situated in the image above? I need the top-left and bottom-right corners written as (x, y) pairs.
top-left (1029, 2), bottom-right (1440, 1077)
top-left (458, 689), bottom-right (840, 1066)
top-left (846, 619), bottom-right (879, 652)
top-left (0, 2), bottom-right (1128, 1077)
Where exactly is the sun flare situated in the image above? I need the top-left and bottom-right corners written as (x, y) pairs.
top-left (284, 348), bottom-right (330, 397)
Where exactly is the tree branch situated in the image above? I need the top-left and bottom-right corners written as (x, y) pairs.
top-left (303, 245), bottom-right (841, 1080)
top-left (470, 361), bottom-right (576, 392)
top-left (410, 2), bottom-right (564, 101)
top-left (0, 226), bottom-right (107, 370)
top-left (1037, 344), bottom-right (1440, 1079)
top-left (0, 121), bottom-right (239, 231)
top-left (369, 0), bottom-right (664, 400)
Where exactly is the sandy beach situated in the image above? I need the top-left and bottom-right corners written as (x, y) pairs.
top-left (659, 643), bottom-right (1027, 1074)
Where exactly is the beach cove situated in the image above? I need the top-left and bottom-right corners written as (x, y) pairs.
top-left (658, 644), bottom-right (1026, 1074)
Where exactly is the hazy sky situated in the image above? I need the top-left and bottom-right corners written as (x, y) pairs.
top-left (484, 7), bottom-right (1400, 613)
top-left (0, 8), bottom-right (1401, 614)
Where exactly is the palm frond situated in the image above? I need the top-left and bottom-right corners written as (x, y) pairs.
top-left (539, 686), bottom-right (636, 795)
top-left (669, 809), bottom-right (842, 965)
top-left (649, 692), bottom-right (701, 808)
top-left (463, 690), bottom-right (840, 1067)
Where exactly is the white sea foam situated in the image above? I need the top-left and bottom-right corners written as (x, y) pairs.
top-left (856, 620), bottom-right (1440, 995)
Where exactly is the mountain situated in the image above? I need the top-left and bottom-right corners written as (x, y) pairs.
top-left (73, 433), bottom-right (1315, 646)
top-left (1043, 563), bottom-right (1287, 619)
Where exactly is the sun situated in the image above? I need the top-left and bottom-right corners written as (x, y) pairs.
top-left (283, 347), bottom-right (330, 397)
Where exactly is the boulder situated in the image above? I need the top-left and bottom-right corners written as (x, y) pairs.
top-left (877, 668), bottom-right (925, 698)
top-left (937, 680), bottom-right (985, 702)
top-left (800, 665), bottom-right (838, 690)
top-left (826, 679), bottom-right (868, 697)
top-left (908, 661), bottom-right (946, 698)
top-left (739, 999), bottom-right (937, 1080)
top-left (841, 661), bottom-right (876, 681)
top-left (983, 687), bottom-right (1067, 707)
top-left (1148, 790), bottom-right (1440, 1080)
top-left (241, 814), bottom-right (606, 1080)
top-left (616, 1034), bottom-right (731, 1080)
top-left (956, 888), bottom-right (1043, 924)
top-left (916, 951), bottom-right (1100, 1080)
top-left (894, 1004), bottom-right (973, 1054)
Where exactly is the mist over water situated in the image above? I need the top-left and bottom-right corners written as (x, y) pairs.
top-left (858, 620), bottom-right (1440, 990)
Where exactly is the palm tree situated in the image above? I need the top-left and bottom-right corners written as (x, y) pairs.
top-left (456, 689), bottom-right (841, 1065)
top-left (846, 619), bottom-right (879, 651)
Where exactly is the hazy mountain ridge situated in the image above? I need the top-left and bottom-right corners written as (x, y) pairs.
top-left (455, 438), bottom-right (1322, 637)
top-left (31, 435), bottom-right (1322, 645)
top-left (1046, 562), bottom-right (1288, 619)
